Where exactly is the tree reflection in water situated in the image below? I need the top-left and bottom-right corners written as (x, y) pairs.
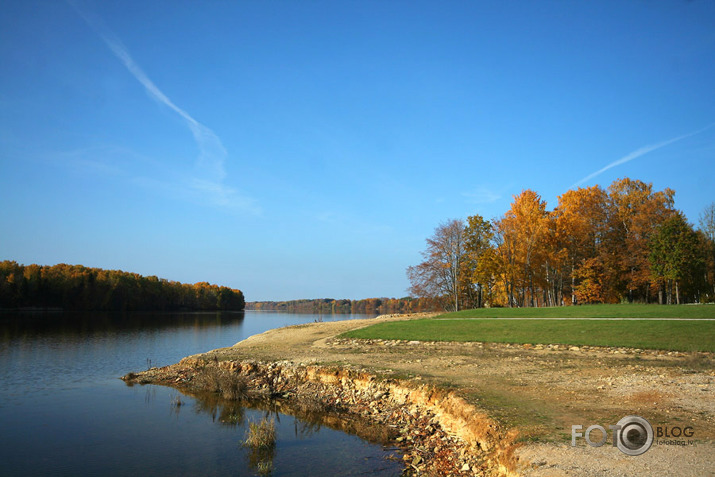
top-left (172, 389), bottom-right (402, 476)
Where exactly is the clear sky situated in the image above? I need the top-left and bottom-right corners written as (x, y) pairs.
top-left (1, 1), bottom-right (714, 301)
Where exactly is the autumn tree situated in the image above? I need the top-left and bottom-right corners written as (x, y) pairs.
top-left (573, 258), bottom-right (605, 304)
top-left (493, 190), bottom-right (550, 307)
top-left (700, 203), bottom-right (715, 241)
top-left (604, 178), bottom-right (675, 302)
top-left (699, 203), bottom-right (715, 300)
top-left (553, 186), bottom-right (609, 304)
top-left (463, 214), bottom-right (497, 308)
top-left (649, 212), bottom-right (704, 304)
top-left (405, 178), bottom-right (706, 308)
top-left (407, 219), bottom-right (469, 311)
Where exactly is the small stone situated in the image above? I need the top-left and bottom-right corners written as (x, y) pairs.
top-left (462, 463), bottom-right (471, 471)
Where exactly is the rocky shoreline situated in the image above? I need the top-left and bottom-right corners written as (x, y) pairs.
top-left (121, 312), bottom-right (714, 476)
top-left (124, 358), bottom-right (519, 476)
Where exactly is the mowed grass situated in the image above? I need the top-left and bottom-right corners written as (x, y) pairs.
top-left (435, 303), bottom-right (715, 319)
top-left (343, 305), bottom-right (715, 352)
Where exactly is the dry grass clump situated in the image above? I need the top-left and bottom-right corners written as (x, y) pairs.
top-left (243, 418), bottom-right (277, 449)
top-left (243, 418), bottom-right (277, 476)
top-left (255, 460), bottom-right (273, 475)
top-left (170, 394), bottom-right (184, 408)
top-left (682, 351), bottom-right (714, 371)
top-left (221, 376), bottom-right (249, 400)
top-left (194, 366), bottom-right (249, 400)
top-left (121, 371), bottom-right (137, 381)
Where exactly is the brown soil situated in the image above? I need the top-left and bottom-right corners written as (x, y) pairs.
top-left (129, 313), bottom-right (715, 476)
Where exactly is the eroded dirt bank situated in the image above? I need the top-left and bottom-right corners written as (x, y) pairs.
top-left (129, 358), bottom-right (516, 476)
top-left (124, 313), bottom-right (714, 476)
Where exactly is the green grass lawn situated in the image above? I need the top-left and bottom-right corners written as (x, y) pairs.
top-left (435, 303), bottom-right (715, 319)
top-left (342, 304), bottom-right (715, 352)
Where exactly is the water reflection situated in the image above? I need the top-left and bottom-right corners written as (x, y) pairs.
top-left (173, 389), bottom-right (403, 476)
top-left (0, 311), bottom-right (390, 476)
top-left (186, 390), bottom-right (397, 443)
top-left (0, 310), bottom-right (246, 337)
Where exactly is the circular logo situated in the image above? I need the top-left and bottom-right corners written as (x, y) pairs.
top-left (615, 415), bottom-right (653, 456)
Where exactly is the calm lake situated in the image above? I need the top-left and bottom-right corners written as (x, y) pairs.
top-left (0, 311), bottom-right (404, 476)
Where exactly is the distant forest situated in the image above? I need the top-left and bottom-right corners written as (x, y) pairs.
top-left (0, 261), bottom-right (245, 312)
top-left (247, 297), bottom-right (439, 315)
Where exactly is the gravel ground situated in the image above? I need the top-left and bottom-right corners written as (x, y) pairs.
top-left (517, 442), bottom-right (714, 476)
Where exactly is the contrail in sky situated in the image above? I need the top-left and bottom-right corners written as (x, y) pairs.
top-left (102, 36), bottom-right (228, 181)
top-left (68, 1), bottom-right (257, 211)
top-left (572, 123), bottom-right (715, 189)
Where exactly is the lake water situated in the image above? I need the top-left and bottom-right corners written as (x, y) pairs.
top-left (0, 311), bottom-right (404, 476)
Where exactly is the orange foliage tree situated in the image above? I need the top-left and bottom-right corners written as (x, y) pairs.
top-left (604, 178), bottom-right (675, 302)
top-left (407, 177), bottom-right (713, 308)
top-left (553, 185), bottom-right (609, 304)
top-left (493, 190), bottom-right (551, 307)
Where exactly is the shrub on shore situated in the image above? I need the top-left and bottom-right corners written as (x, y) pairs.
top-left (194, 366), bottom-right (249, 400)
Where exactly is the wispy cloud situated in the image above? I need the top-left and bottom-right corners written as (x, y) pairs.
top-left (572, 123), bottom-right (715, 188)
top-left (59, 145), bottom-right (131, 176)
top-left (462, 187), bottom-right (502, 204)
top-left (315, 211), bottom-right (339, 223)
top-left (69, 1), bottom-right (258, 213)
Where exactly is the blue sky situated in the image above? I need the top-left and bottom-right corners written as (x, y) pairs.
top-left (1, 1), bottom-right (714, 301)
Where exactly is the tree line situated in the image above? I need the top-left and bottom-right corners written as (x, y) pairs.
top-left (408, 178), bottom-right (715, 310)
top-left (247, 297), bottom-right (439, 315)
top-left (0, 261), bottom-right (245, 312)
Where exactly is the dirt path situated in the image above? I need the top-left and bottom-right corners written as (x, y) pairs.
top-left (177, 313), bottom-right (714, 476)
